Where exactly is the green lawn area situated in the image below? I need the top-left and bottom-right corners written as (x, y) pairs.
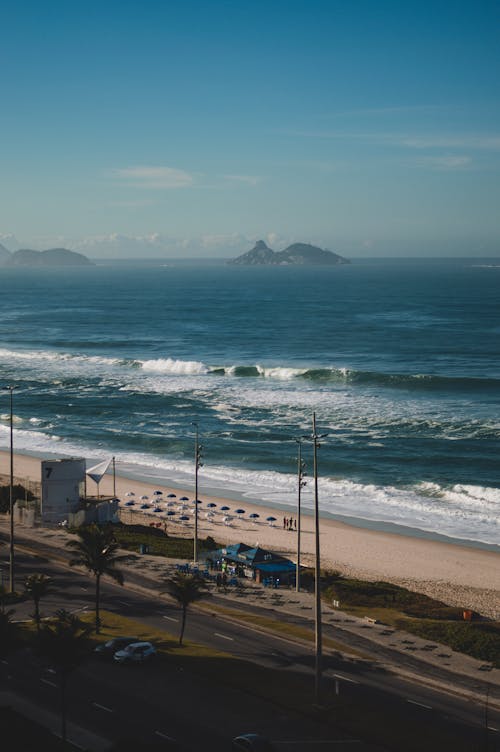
top-left (108, 523), bottom-right (220, 559)
top-left (322, 574), bottom-right (500, 667)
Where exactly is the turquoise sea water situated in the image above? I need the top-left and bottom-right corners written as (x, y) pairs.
top-left (0, 258), bottom-right (499, 547)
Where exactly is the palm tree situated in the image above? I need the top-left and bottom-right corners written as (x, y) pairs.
top-left (38, 609), bottom-right (92, 743)
top-left (0, 585), bottom-right (17, 656)
top-left (24, 573), bottom-right (54, 635)
top-left (161, 572), bottom-right (208, 645)
top-left (67, 524), bottom-right (127, 633)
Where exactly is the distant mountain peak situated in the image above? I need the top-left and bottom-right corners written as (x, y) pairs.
top-left (229, 240), bottom-right (349, 266)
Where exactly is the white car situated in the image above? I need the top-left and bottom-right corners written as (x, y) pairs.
top-left (113, 641), bottom-right (157, 664)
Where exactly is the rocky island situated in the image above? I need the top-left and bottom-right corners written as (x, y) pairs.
top-left (229, 240), bottom-right (349, 266)
top-left (0, 244), bottom-right (93, 267)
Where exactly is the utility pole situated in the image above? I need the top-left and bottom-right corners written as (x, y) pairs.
top-left (191, 422), bottom-right (203, 563)
top-left (112, 456), bottom-right (116, 498)
top-left (303, 411), bottom-right (327, 703)
top-left (3, 386), bottom-right (16, 593)
top-left (295, 439), bottom-right (307, 592)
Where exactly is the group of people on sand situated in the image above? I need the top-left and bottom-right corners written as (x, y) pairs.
top-left (283, 516), bottom-right (297, 531)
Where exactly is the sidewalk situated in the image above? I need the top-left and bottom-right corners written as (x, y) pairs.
top-left (3, 520), bottom-right (500, 706)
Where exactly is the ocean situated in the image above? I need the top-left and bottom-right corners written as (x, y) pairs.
top-left (0, 257), bottom-right (499, 549)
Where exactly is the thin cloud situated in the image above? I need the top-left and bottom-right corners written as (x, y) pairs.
top-left (222, 174), bottom-right (262, 186)
top-left (287, 130), bottom-right (500, 151)
top-left (110, 165), bottom-right (195, 189)
top-left (410, 155), bottom-right (472, 170)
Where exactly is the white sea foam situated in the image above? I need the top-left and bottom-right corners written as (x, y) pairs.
top-left (140, 358), bottom-right (208, 375)
top-left (1, 422), bottom-right (498, 547)
top-left (256, 365), bottom-right (307, 379)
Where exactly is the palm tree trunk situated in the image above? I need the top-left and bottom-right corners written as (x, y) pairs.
top-left (95, 574), bottom-right (101, 634)
top-left (34, 597), bottom-right (40, 635)
top-left (179, 606), bottom-right (186, 645)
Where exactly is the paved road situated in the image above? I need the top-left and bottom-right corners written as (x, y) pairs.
top-left (2, 548), bottom-right (499, 751)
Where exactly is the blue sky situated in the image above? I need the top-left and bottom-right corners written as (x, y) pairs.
top-left (1, 0), bottom-right (499, 257)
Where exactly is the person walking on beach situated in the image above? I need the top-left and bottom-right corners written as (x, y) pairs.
top-left (283, 517), bottom-right (287, 530)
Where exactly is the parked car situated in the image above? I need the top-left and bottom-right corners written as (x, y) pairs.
top-left (94, 636), bottom-right (139, 659)
top-left (232, 734), bottom-right (275, 751)
top-left (113, 641), bottom-right (157, 664)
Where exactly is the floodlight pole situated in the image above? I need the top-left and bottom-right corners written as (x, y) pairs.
top-left (192, 422), bottom-right (203, 563)
top-left (3, 386), bottom-right (16, 593)
top-left (112, 456), bottom-right (116, 498)
top-left (295, 439), bottom-right (307, 593)
top-left (312, 412), bottom-right (323, 702)
top-left (302, 412), bottom-right (326, 703)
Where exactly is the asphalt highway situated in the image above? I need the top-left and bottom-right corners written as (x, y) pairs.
top-left (1, 548), bottom-right (499, 751)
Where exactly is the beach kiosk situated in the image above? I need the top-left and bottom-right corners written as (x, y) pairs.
top-left (41, 458), bottom-right (86, 524)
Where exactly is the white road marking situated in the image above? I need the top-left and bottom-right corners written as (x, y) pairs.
top-left (214, 632), bottom-right (234, 641)
top-left (92, 702), bottom-right (113, 713)
top-left (47, 668), bottom-right (56, 674)
top-left (332, 673), bottom-right (360, 685)
top-left (41, 678), bottom-right (57, 687)
top-left (0, 659), bottom-right (8, 665)
top-left (406, 699), bottom-right (432, 710)
top-left (162, 615), bottom-right (179, 622)
top-left (155, 731), bottom-right (176, 741)
top-left (487, 726), bottom-right (498, 732)
top-left (118, 600), bottom-right (130, 607)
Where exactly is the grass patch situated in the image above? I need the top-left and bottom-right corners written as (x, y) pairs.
top-left (396, 618), bottom-right (500, 666)
top-left (109, 523), bottom-right (220, 559)
top-left (323, 575), bottom-right (500, 667)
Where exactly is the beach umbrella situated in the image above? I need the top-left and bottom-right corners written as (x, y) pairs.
top-left (167, 493), bottom-right (177, 498)
top-left (125, 491), bottom-right (135, 497)
top-left (180, 496), bottom-right (189, 501)
top-left (249, 513), bottom-right (260, 522)
top-left (206, 502), bottom-right (217, 509)
top-left (166, 500), bottom-right (176, 507)
top-left (140, 495), bottom-right (149, 500)
top-left (140, 503), bottom-right (150, 510)
top-left (124, 500), bottom-right (135, 507)
top-left (166, 510), bottom-right (176, 516)
top-left (220, 505), bottom-right (230, 512)
top-left (235, 509), bottom-right (245, 516)
top-left (153, 507), bottom-right (162, 513)
top-left (153, 490), bottom-right (163, 496)
top-left (178, 515), bottom-right (190, 522)
top-left (194, 499), bottom-right (202, 505)
top-left (266, 516), bottom-right (277, 522)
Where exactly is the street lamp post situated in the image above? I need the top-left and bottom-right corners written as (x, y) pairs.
top-left (303, 411), bottom-right (327, 703)
top-left (295, 439), bottom-right (307, 593)
top-left (191, 422), bottom-right (203, 563)
top-left (3, 386), bottom-right (16, 593)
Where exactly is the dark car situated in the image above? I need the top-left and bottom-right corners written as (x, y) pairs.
top-left (94, 636), bottom-right (139, 658)
top-left (232, 734), bottom-right (275, 751)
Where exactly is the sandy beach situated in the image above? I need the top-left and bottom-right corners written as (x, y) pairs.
top-left (1, 450), bottom-right (499, 619)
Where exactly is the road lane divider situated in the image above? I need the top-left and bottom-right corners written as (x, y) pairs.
top-left (214, 632), bottom-right (234, 641)
top-left (406, 699), bottom-right (432, 710)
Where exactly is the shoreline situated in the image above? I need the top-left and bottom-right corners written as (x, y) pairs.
top-left (1, 449), bottom-right (499, 619)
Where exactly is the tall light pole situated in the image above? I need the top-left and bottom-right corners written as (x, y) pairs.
top-left (3, 385), bottom-right (16, 593)
top-left (295, 439), bottom-right (307, 593)
top-left (303, 412), bottom-right (327, 703)
top-left (191, 422), bottom-right (203, 563)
